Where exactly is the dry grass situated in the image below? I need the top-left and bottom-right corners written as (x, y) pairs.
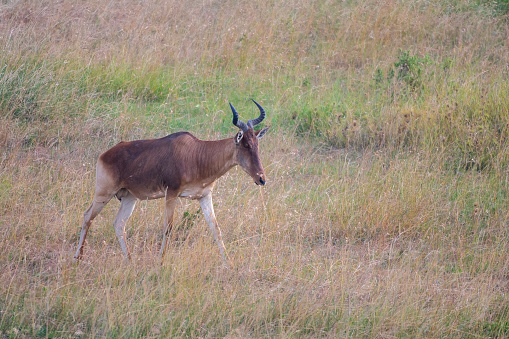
top-left (1, 0), bottom-right (509, 337)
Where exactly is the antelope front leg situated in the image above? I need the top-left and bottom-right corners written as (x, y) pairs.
top-left (199, 193), bottom-right (227, 260)
top-left (160, 197), bottom-right (177, 260)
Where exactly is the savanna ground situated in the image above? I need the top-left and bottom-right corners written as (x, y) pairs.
top-left (1, 0), bottom-right (509, 337)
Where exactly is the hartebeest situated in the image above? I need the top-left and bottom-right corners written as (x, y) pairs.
top-left (74, 100), bottom-right (269, 261)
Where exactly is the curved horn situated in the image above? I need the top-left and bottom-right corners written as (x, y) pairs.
top-left (247, 99), bottom-right (266, 128)
top-left (230, 102), bottom-right (249, 132)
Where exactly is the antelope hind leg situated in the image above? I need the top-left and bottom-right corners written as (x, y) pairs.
top-left (74, 194), bottom-right (114, 260)
top-left (112, 192), bottom-right (137, 260)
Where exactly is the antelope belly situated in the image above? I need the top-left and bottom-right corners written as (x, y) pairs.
top-left (179, 185), bottom-right (213, 200)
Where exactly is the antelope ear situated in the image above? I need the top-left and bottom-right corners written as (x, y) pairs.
top-left (235, 130), bottom-right (244, 144)
top-left (256, 127), bottom-right (270, 139)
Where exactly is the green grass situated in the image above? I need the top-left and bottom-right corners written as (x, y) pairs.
top-left (1, 0), bottom-right (509, 337)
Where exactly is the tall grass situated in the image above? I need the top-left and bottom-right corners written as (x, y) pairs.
top-left (1, 0), bottom-right (509, 337)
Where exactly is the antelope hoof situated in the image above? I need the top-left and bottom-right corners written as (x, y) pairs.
top-left (72, 254), bottom-right (81, 264)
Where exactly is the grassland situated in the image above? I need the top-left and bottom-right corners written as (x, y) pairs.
top-left (1, 0), bottom-right (509, 337)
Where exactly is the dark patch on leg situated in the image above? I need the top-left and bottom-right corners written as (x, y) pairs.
top-left (115, 188), bottom-right (129, 201)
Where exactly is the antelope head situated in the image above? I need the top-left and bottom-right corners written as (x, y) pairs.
top-left (230, 100), bottom-right (269, 186)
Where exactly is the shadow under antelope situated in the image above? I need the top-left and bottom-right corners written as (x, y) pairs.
top-left (74, 100), bottom-right (269, 262)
